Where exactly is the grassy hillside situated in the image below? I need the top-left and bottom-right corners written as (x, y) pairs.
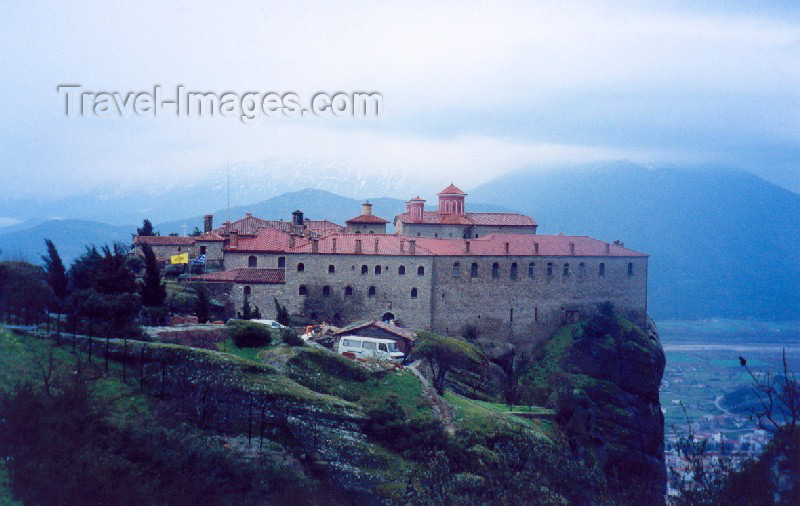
top-left (0, 326), bottom-right (588, 503)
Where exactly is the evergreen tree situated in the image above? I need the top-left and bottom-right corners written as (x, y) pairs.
top-left (274, 297), bottom-right (290, 325)
top-left (66, 243), bottom-right (141, 339)
top-left (136, 219), bottom-right (157, 236)
top-left (190, 227), bottom-right (202, 237)
top-left (252, 305), bottom-right (262, 319)
top-left (195, 285), bottom-right (210, 324)
top-left (42, 239), bottom-right (69, 341)
top-left (140, 243), bottom-right (166, 307)
top-left (242, 296), bottom-right (252, 320)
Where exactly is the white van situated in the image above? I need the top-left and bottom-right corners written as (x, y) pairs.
top-left (250, 319), bottom-right (286, 330)
top-left (337, 336), bottom-right (404, 362)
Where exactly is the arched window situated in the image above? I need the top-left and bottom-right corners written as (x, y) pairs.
top-left (528, 262), bottom-right (535, 278)
top-left (471, 262), bottom-right (479, 278)
top-left (375, 265), bottom-right (382, 275)
top-left (322, 286), bottom-right (331, 297)
top-left (410, 287), bottom-right (418, 299)
top-left (248, 255), bottom-right (257, 267)
top-left (361, 265), bottom-right (368, 275)
top-left (278, 256), bottom-right (285, 268)
top-left (492, 262), bottom-right (499, 278)
top-left (328, 264), bottom-right (335, 274)
top-left (452, 262), bottom-right (460, 277)
top-left (398, 265), bottom-right (406, 275)
top-left (579, 262), bottom-right (586, 276)
top-left (563, 263), bottom-right (570, 277)
top-left (599, 263), bottom-right (605, 277)
top-left (368, 286), bottom-right (376, 297)
top-left (628, 262), bottom-right (634, 276)
top-left (345, 285), bottom-right (353, 297)
top-left (244, 285), bottom-right (251, 296)
top-left (298, 285), bottom-right (307, 296)
top-left (417, 266), bottom-right (425, 276)
top-left (546, 263), bottom-right (553, 276)
top-left (297, 263), bottom-right (304, 272)
top-left (510, 262), bottom-right (518, 279)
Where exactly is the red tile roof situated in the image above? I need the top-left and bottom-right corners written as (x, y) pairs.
top-left (226, 227), bottom-right (296, 252)
top-left (192, 268), bottom-right (285, 284)
top-left (194, 232), bottom-right (226, 242)
top-left (213, 215), bottom-right (344, 238)
top-left (305, 220), bottom-right (346, 235)
top-left (346, 214), bottom-right (389, 224)
top-left (289, 234), bottom-right (434, 255)
top-left (438, 184), bottom-right (466, 195)
top-left (281, 232), bottom-right (645, 257)
top-left (395, 211), bottom-right (537, 227)
top-left (333, 320), bottom-right (417, 341)
top-left (415, 234), bottom-right (646, 257)
top-left (134, 235), bottom-right (196, 246)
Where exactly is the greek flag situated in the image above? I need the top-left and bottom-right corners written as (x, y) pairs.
top-left (192, 254), bottom-right (206, 265)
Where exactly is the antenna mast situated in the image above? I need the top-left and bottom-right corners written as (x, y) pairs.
top-left (227, 151), bottom-right (230, 224)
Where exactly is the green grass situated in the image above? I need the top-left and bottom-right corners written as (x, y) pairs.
top-left (360, 370), bottom-right (432, 418)
top-left (470, 399), bottom-right (554, 415)
top-left (215, 337), bottom-right (273, 362)
top-left (444, 391), bottom-right (554, 438)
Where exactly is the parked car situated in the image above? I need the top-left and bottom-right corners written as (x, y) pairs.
top-left (250, 319), bottom-right (286, 330)
top-left (337, 336), bottom-right (404, 362)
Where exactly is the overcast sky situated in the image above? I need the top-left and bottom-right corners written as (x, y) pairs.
top-left (1, 0), bottom-right (798, 198)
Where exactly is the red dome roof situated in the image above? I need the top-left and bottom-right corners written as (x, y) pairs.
top-left (438, 184), bottom-right (465, 195)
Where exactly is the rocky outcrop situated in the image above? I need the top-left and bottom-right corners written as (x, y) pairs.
top-left (555, 316), bottom-right (666, 503)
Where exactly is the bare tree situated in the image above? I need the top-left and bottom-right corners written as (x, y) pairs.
top-left (740, 349), bottom-right (800, 432)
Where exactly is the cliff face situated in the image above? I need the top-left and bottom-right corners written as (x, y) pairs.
top-left (551, 316), bottom-right (666, 503)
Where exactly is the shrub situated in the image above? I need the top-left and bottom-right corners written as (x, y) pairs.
top-left (365, 394), bottom-right (447, 454)
top-left (282, 328), bottom-right (304, 347)
top-left (226, 320), bottom-right (272, 348)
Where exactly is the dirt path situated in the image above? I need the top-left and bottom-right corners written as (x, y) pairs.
top-left (408, 362), bottom-right (456, 434)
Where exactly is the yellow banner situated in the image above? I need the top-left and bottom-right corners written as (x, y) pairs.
top-left (170, 253), bottom-right (189, 264)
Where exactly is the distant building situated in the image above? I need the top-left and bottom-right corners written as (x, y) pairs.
top-left (394, 184), bottom-right (537, 239)
top-left (133, 183), bottom-right (648, 344)
top-left (345, 202), bottom-right (389, 234)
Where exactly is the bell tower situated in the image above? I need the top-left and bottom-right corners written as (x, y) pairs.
top-left (437, 184), bottom-right (466, 215)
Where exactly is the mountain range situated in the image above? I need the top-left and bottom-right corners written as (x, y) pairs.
top-left (1, 162), bottom-right (797, 321)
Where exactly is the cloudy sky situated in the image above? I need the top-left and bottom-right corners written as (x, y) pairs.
top-left (1, 0), bottom-right (798, 198)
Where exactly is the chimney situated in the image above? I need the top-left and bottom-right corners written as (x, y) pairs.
top-left (245, 212), bottom-right (252, 218)
top-left (229, 230), bottom-right (238, 249)
top-left (355, 239), bottom-right (362, 254)
top-left (406, 197), bottom-right (425, 222)
top-left (533, 241), bottom-right (539, 255)
top-left (332, 238), bottom-right (337, 253)
top-left (504, 241), bottom-right (510, 254)
top-left (289, 235), bottom-right (296, 248)
top-left (408, 239), bottom-right (416, 255)
top-left (605, 243), bottom-right (610, 254)
top-left (292, 210), bottom-right (304, 226)
top-left (203, 214), bottom-right (213, 233)
top-left (374, 238), bottom-right (379, 253)
top-left (465, 240), bottom-right (470, 253)
top-left (569, 242), bottom-right (575, 255)
top-left (400, 238), bottom-right (405, 253)
top-left (312, 239), bottom-right (319, 254)
top-left (362, 201), bottom-right (373, 216)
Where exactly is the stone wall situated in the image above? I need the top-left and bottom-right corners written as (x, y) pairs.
top-left (209, 251), bottom-right (648, 343)
top-left (430, 255), bottom-right (648, 346)
top-left (345, 223), bottom-right (387, 234)
top-left (282, 253), bottom-right (434, 328)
